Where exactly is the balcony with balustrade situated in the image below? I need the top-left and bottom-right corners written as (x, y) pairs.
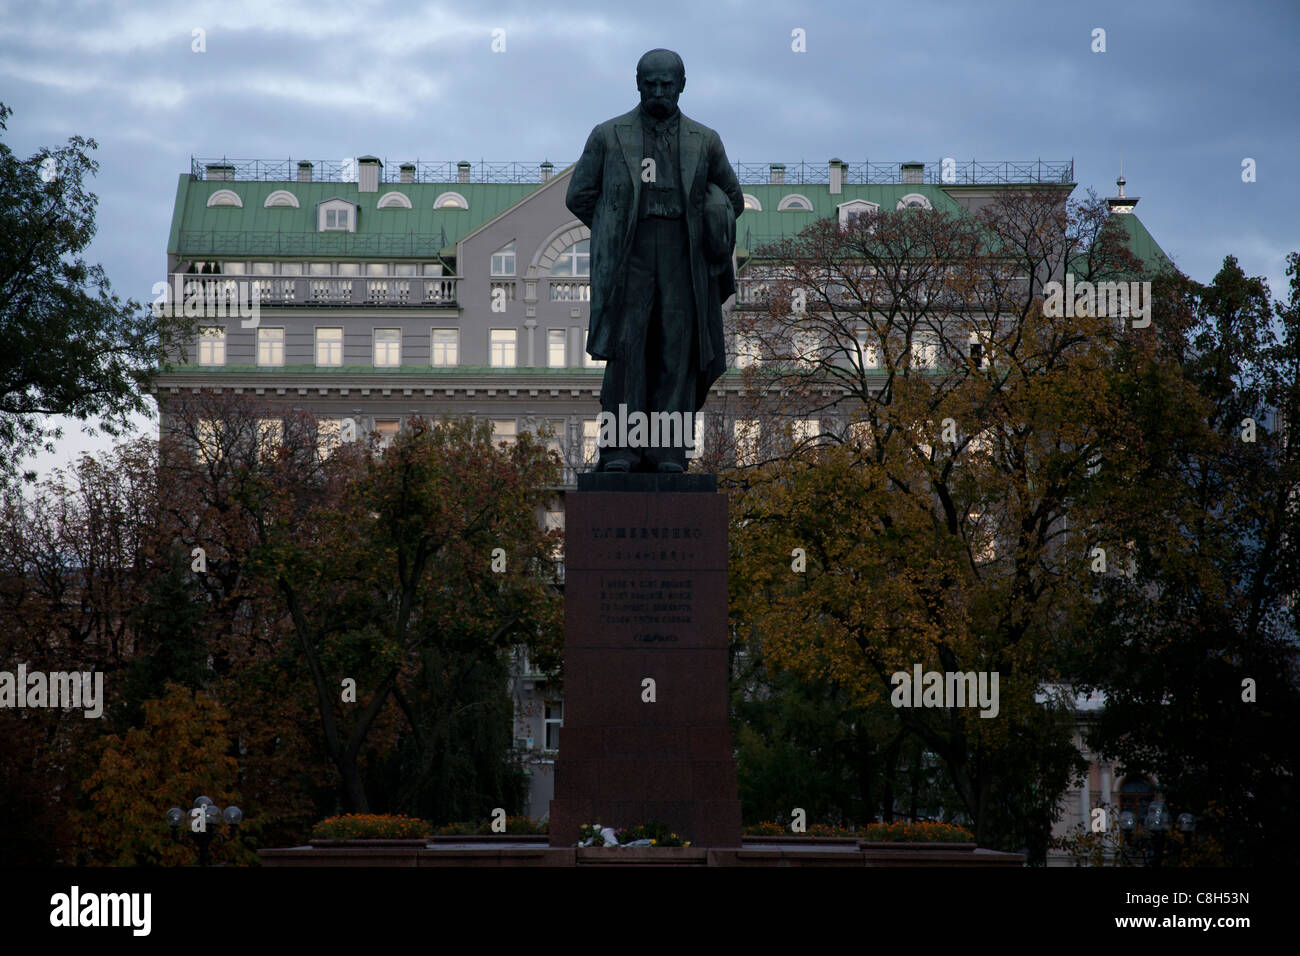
top-left (171, 274), bottom-right (459, 308)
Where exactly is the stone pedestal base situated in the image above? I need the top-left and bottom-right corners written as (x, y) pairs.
top-left (549, 475), bottom-right (740, 847)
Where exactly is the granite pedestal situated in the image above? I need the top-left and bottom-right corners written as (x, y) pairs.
top-left (549, 472), bottom-right (741, 847)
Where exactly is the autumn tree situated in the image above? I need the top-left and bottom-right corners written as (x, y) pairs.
top-left (74, 682), bottom-right (251, 866)
top-left (1074, 253), bottom-right (1300, 865)
top-left (0, 104), bottom-right (191, 485)
top-left (724, 187), bottom-right (1158, 855)
top-left (157, 395), bottom-right (563, 815)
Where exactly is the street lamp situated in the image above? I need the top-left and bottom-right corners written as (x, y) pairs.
top-left (1116, 793), bottom-right (1197, 867)
top-left (165, 796), bottom-right (243, 866)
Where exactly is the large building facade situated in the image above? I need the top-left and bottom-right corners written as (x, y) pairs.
top-left (156, 153), bottom-right (1171, 827)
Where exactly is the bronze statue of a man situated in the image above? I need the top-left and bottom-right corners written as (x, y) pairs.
top-left (566, 49), bottom-right (744, 473)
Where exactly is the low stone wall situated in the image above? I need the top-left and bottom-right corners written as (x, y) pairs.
top-left (259, 838), bottom-right (1024, 867)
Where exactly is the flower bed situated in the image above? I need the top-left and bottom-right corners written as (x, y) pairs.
top-left (742, 820), bottom-right (976, 843)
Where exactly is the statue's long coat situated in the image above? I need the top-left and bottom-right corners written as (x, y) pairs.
top-left (565, 107), bottom-right (744, 412)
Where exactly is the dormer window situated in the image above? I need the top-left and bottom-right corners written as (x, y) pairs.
top-left (897, 193), bottom-right (932, 210)
top-left (318, 198), bottom-right (357, 232)
top-left (777, 194), bottom-right (813, 211)
top-left (838, 199), bottom-right (880, 229)
top-left (742, 194), bottom-right (762, 212)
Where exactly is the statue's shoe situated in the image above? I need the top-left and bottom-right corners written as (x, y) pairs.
top-left (656, 462), bottom-right (685, 474)
top-left (602, 459), bottom-right (631, 473)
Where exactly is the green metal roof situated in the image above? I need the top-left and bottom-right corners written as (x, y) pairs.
top-left (169, 170), bottom-right (1171, 276)
top-left (734, 183), bottom-right (970, 246)
top-left (1112, 211), bottom-right (1172, 273)
top-left (170, 176), bottom-right (542, 258)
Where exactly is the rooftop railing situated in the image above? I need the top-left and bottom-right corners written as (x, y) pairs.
top-left (190, 157), bottom-right (1074, 186)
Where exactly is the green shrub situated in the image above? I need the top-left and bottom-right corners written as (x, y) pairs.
top-left (311, 814), bottom-right (430, 840)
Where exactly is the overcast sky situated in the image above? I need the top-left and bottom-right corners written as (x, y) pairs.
top-left (3, 0), bottom-right (1296, 480)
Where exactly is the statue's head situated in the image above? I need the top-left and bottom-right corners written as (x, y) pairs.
top-left (636, 49), bottom-right (685, 119)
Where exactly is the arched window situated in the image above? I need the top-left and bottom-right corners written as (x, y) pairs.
top-left (377, 191), bottom-right (413, 209)
top-left (264, 190), bottom-right (299, 208)
top-left (434, 191), bottom-right (468, 209)
top-left (777, 193), bottom-right (813, 211)
top-left (1118, 777), bottom-right (1155, 818)
top-left (207, 189), bottom-right (243, 208)
top-left (550, 239), bottom-right (589, 277)
top-left (742, 194), bottom-right (762, 211)
top-left (897, 193), bottom-right (932, 210)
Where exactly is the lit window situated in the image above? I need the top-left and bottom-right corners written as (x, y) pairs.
top-left (968, 510), bottom-right (996, 564)
top-left (543, 508), bottom-right (564, 559)
top-left (550, 240), bottom-right (590, 277)
top-left (742, 194), bottom-right (762, 212)
top-left (548, 329), bottom-right (566, 367)
top-left (583, 330), bottom-right (604, 368)
top-left (855, 330), bottom-right (879, 369)
top-left (374, 419), bottom-right (399, 449)
top-left (316, 419), bottom-right (341, 459)
top-left (847, 420), bottom-right (874, 451)
top-left (491, 420), bottom-right (517, 446)
top-left (491, 241), bottom-right (517, 277)
top-left (316, 327), bottom-right (343, 366)
top-left (434, 192), bottom-right (468, 209)
top-left (792, 418), bottom-right (820, 444)
top-left (911, 334), bottom-right (938, 369)
top-left (198, 327), bottom-right (226, 366)
top-left (431, 328), bottom-right (459, 366)
top-left (544, 699), bottom-right (562, 750)
top-left (257, 419), bottom-right (282, 462)
top-left (734, 419), bottom-right (760, 466)
top-left (735, 333), bottom-right (761, 368)
top-left (196, 418), bottom-right (222, 464)
top-left (490, 329), bottom-right (517, 368)
top-left (582, 419), bottom-right (599, 467)
top-left (257, 328), bottom-right (284, 366)
top-left (793, 329), bottom-right (819, 368)
top-left (374, 328), bottom-right (401, 367)
top-left (545, 419), bottom-right (566, 460)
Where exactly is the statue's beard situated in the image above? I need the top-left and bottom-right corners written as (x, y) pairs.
top-left (642, 97), bottom-right (678, 119)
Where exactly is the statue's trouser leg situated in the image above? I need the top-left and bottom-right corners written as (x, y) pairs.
top-left (597, 216), bottom-right (665, 470)
top-left (643, 217), bottom-right (697, 470)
